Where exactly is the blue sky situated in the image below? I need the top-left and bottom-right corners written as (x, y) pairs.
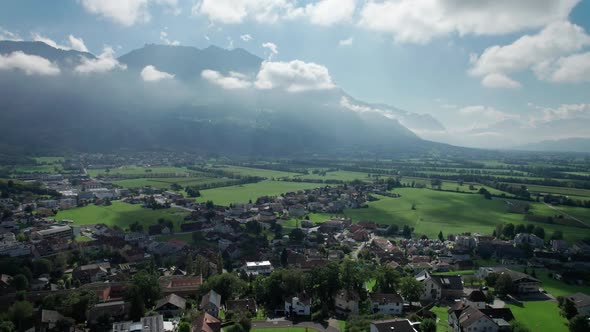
top-left (1, 0), bottom-right (590, 148)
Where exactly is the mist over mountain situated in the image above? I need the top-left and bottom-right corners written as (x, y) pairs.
top-left (516, 137), bottom-right (590, 153)
top-left (0, 41), bottom-right (455, 157)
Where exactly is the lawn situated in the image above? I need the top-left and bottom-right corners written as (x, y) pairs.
top-left (87, 166), bottom-right (191, 177)
top-left (280, 213), bottom-right (341, 227)
top-left (518, 184), bottom-right (590, 198)
top-left (113, 176), bottom-right (229, 189)
top-left (13, 165), bottom-right (62, 173)
top-left (512, 268), bottom-right (590, 297)
top-left (251, 328), bottom-right (319, 332)
top-left (506, 301), bottom-right (568, 332)
top-left (55, 202), bottom-right (189, 231)
top-left (430, 305), bottom-right (450, 332)
top-left (343, 188), bottom-right (590, 242)
top-left (196, 181), bottom-right (320, 206)
top-left (74, 235), bottom-right (93, 242)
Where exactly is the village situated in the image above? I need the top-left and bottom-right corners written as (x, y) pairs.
top-left (1, 167), bottom-right (590, 332)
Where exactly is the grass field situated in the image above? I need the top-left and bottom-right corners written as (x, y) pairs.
top-left (34, 156), bottom-right (64, 164)
top-left (511, 268), bottom-right (590, 297)
top-left (196, 181), bottom-right (320, 206)
top-left (87, 166), bottom-right (191, 177)
top-left (506, 301), bottom-right (568, 332)
top-left (280, 213), bottom-right (340, 227)
top-left (56, 202), bottom-right (189, 230)
top-left (207, 165), bottom-right (300, 179)
top-left (251, 328), bottom-right (319, 332)
top-left (516, 184), bottom-right (590, 198)
top-left (430, 305), bottom-right (450, 332)
top-left (343, 188), bottom-right (590, 242)
top-left (402, 177), bottom-right (511, 196)
top-left (113, 176), bottom-right (229, 189)
top-left (13, 165), bottom-right (62, 173)
top-left (296, 170), bottom-right (373, 182)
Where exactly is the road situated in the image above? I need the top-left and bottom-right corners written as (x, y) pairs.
top-left (543, 202), bottom-right (589, 227)
top-left (351, 234), bottom-right (373, 259)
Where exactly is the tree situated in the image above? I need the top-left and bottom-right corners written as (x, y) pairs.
top-left (11, 275), bottom-right (28, 291)
top-left (421, 319), bottom-right (436, 332)
top-left (485, 273), bottom-right (499, 287)
top-left (399, 277), bottom-right (424, 303)
top-left (514, 224), bottom-right (526, 235)
top-left (0, 321), bottom-right (15, 332)
top-left (289, 228), bottom-right (305, 243)
top-left (374, 265), bottom-right (400, 293)
top-left (201, 273), bottom-right (247, 305)
top-left (438, 231), bottom-right (444, 242)
top-left (32, 258), bottom-right (52, 277)
top-left (502, 223), bottom-right (515, 239)
top-left (340, 259), bottom-right (364, 293)
top-left (281, 248), bottom-right (289, 268)
top-left (130, 271), bottom-right (161, 308)
top-left (510, 321), bottom-right (530, 332)
top-left (569, 315), bottom-right (589, 332)
top-left (495, 274), bottom-right (513, 297)
top-left (561, 298), bottom-right (578, 320)
top-left (551, 230), bottom-right (564, 240)
top-left (9, 301), bottom-right (33, 332)
top-left (533, 226), bottom-right (545, 240)
top-left (178, 322), bottom-right (191, 332)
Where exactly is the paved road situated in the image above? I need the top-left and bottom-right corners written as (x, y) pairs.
top-left (352, 234), bottom-right (374, 259)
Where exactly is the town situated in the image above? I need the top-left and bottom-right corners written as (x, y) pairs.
top-left (1, 158), bottom-right (589, 332)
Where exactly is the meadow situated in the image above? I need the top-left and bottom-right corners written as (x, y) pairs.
top-left (55, 201), bottom-right (189, 231)
top-left (515, 184), bottom-right (590, 198)
top-left (344, 188), bottom-right (590, 242)
top-left (196, 181), bottom-right (321, 206)
top-left (86, 166), bottom-right (191, 177)
top-left (206, 165), bottom-right (300, 179)
top-left (506, 301), bottom-right (568, 332)
top-left (295, 170), bottom-right (373, 182)
top-left (112, 176), bottom-right (230, 189)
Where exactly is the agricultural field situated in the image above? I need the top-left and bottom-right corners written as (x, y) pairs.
top-left (86, 166), bottom-right (191, 177)
top-left (55, 201), bottom-right (189, 231)
top-left (196, 181), bottom-right (320, 206)
top-left (112, 176), bottom-right (229, 189)
top-left (33, 156), bottom-right (64, 164)
top-left (516, 184), bottom-right (590, 198)
top-left (343, 188), bottom-right (590, 242)
top-left (295, 170), bottom-right (373, 182)
top-left (279, 213), bottom-right (338, 227)
top-left (207, 165), bottom-right (300, 179)
top-left (506, 301), bottom-right (568, 332)
top-left (401, 177), bottom-right (511, 196)
top-left (13, 165), bottom-right (63, 173)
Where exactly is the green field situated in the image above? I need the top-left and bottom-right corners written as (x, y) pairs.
top-left (196, 181), bottom-right (320, 206)
top-left (13, 165), bottom-right (63, 173)
top-left (506, 301), bottom-right (568, 332)
top-left (113, 177), bottom-right (229, 189)
top-left (34, 156), bottom-right (64, 164)
top-left (296, 170), bottom-right (373, 182)
top-left (280, 213), bottom-right (339, 227)
top-left (56, 202), bottom-right (189, 230)
top-left (518, 184), bottom-right (590, 198)
top-left (430, 305), bottom-right (450, 332)
top-left (343, 188), bottom-right (590, 242)
top-left (87, 166), bottom-right (191, 177)
top-left (403, 177), bottom-right (511, 196)
top-left (251, 328), bottom-right (319, 332)
top-left (207, 165), bottom-right (300, 179)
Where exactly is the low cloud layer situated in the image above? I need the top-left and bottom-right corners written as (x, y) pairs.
top-left (32, 33), bottom-right (89, 52)
top-left (0, 51), bottom-right (60, 76)
top-left (74, 47), bottom-right (127, 74)
top-left (141, 65), bottom-right (174, 82)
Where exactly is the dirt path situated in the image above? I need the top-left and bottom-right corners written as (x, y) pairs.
top-left (543, 202), bottom-right (589, 228)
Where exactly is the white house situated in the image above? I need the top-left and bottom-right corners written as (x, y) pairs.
top-left (244, 261), bottom-right (273, 276)
top-left (335, 290), bottom-right (359, 315)
top-left (285, 294), bottom-right (311, 317)
top-left (369, 293), bottom-right (403, 315)
top-left (449, 306), bottom-right (498, 332)
top-left (370, 319), bottom-right (418, 332)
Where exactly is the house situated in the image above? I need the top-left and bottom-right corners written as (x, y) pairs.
top-left (288, 205), bottom-right (306, 217)
top-left (370, 319), bottom-right (418, 332)
top-left (112, 314), bottom-right (164, 332)
top-left (244, 261), bottom-right (273, 276)
top-left (370, 293), bottom-right (403, 315)
top-left (191, 313), bottom-right (220, 332)
top-left (496, 268), bottom-right (540, 294)
top-left (448, 305), bottom-right (501, 332)
top-left (159, 275), bottom-right (203, 297)
top-left (416, 272), bottom-right (463, 301)
top-left (464, 290), bottom-right (487, 309)
top-left (72, 262), bottom-right (110, 284)
top-left (155, 293), bottom-right (186, 318)
top-left (514, 233), bottom-right (544, 248)
top-left (38, 309), bottom-right (73, 332)
top-left (87, 301), bottom-right (130, 325)
top-left (335, 290), bottom-right (359, 315)
top-left (564, 293), bottom-right (590, 317)
top-left (285, 294), bottom-right (311, 317)
top-left (226, 299), bottom-right (257, 315)
top-left (200, 290), bottom-right (222, 318)
top-left (30, 225), bottom-right (73, 241)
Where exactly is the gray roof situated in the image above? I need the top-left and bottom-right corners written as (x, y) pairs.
top-left (370, 293), bottom-right (403, 304)
top-left (566, 292), bottom-right (590, 308)
top-left (155, 293), bottom-right (187, 310)
top-left (431, 275), bottom-right (463, 290)
top-left (371, 319), bottom-right (417, 332)
top-left (200, 290), bottom-right (221, 309)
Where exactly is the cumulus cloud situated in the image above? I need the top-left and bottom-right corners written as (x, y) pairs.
top-left (160, 31), bottom-right (180, 46)
top-left (0, 51), bottom-right (60, 76)
top-left (74, 47), bottom-right (127, 74)
top-left (79, 0), bottom-right (180, 26)
top-left (549, 52), bottom-right (590, 83)
top-left (32, 33), bottom-right (89, 52)
top-left (469, 21), bottom-right (590, 87)
top-left (201, 69), bottom-right (253, 89)
top-left (240, 34), bottom-right (253, 42)
top-left (0, 27), bottom-right (22, 41)
top-left (255, 60), bottom-right (336, 92)
top-left (531, 103), bottom-right (590, 123)
top-left (339, 37), bottom-right (353, 46)
top-left (481, 73), bottom-right (522, 89)
top-left (262, 42), bottom-right (278, 60)
top-left (192, 0), bottom-right (354, 26)
top-left (358, 0), bottom-right (580, 43)
top-left (141, 65), bottom-right (175, 82)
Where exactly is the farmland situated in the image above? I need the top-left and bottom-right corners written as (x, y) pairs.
top-left (196, 181), bottom-right (320, 206)
top-left (206, 165), bottom-right (300, 179)
top-left (344, 188), bottom-right (590, 242)
top-left (112, 176), bottom-right (230, 190)
top-left (86, 166), bottom-right (192, 177)
top-left (506, 301), bottom-right (568, 332)
top-left (55, 201), bottom-right (189, 231)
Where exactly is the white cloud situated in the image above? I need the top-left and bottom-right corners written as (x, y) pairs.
top-left (262, 42), bottom-right (278, 59)
top-left (469, 21), bottom-right (590, 86)
top-left (32, 33), bottom-right (89, 52)
top-left (358, 0), bottom-right (580, 44)
top-left (458, 105), bottom-right (519, 122)
top-left (240, 34), bottom-right (253, 42)
top-left (255, 60), bottom-right (336, 92)
top-left (532, 103), bottom-right (590, 123)
top-left (192, 0), bottom-right (353, 26)
top-left (160, 31), bottom-right (180, 46)
top-left (79, 0), bottom-right (180, 26)
top-left (0, 51), bottom-right (60, 76)
top-left (303, 0), bottom-right (355, 26)
top-left (339, 37), bottom-right (353, 46)
top-left (0, 27), bottom-right (22, 41)
top-left (227, 37), bottom-right (235, 50)
top-left (340, 96), bottom-right (398, 120)
top-left (201, 69), bottom-right (253, 89)
top-left (481, 73), bottom-right (522, 89)
top-left (549, 52), bottom-right (590, 83)
top-left (141, 65), bottom-right (174, 82)
top-left (74, 47), bottom-right (127, 74)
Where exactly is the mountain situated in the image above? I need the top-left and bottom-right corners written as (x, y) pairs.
top-left (516, 137), bottom-right (590, 153)
top-left (0, 42), bottom-right (454, 157)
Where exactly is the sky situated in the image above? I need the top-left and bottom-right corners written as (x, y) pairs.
top-left (1, 0), bottom-right (590, 148)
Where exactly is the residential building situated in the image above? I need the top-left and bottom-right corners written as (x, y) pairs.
top-left (464, 290), bottom-right (487, 309)
top-left (200, 290), bottom-right (221, 318)
top-left (226, 299), bottom-right (257, 315)
top-left (564, 292), bottom-right (590, 317)
top-left (416, 272), bottom-right (464, 301)
top-left (448, 305), bottom-right (500, 332)
top-left (30, 225), bottom-right (73, 241)
top-left (112, 315), bottom-right (164, 332)
top-left (335, 290), bottom-right (359, 315)
top-left (191, 313), bottom-right (220, 332)
top-left (285, 294), bottom-right (311, 317)
top-left (244, 261), bottom-right (273, 276)
top-left (72, 262), bottom-right (110, 284)
top-left (370, 319), bottom-right (418, 332)
top-left (155, 294), bottom-right (186, 318)
top-left (370, 293), bottom-right (403, 315)
top-left (159, 275), bottom-right (203, 297)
